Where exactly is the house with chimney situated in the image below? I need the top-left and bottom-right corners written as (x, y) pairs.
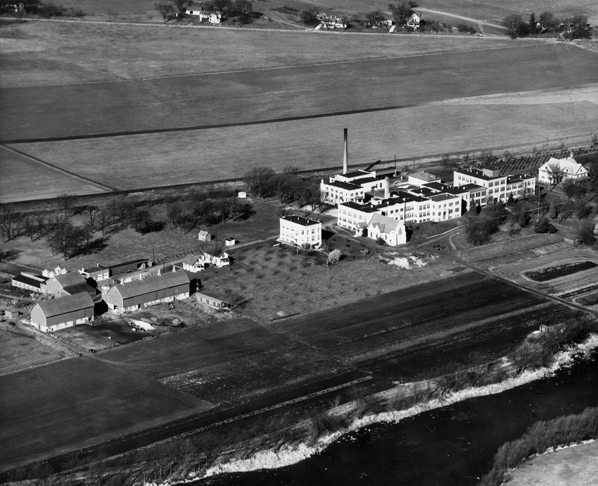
top-left (538, 155), bottom-right (589, 185)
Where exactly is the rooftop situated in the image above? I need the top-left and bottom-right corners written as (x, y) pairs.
top-left (35, 293), bottom-right (94, 318)
top-left (114, 271), bottom-right (190, 300)
top-left (53, 272), bottom-right (85, 288)
top-left (340, 201), bottom-right (378, 212)
top-left (454, 167), bottom-right (504, 181)
top-left (12, 275), bottom-right (43, 288)
top-left (282, 215), bottom-right (321, 226)
top-left (326, 180), bottom-right (363, 191)
top-left (429, 193), bottom-right (460, 202)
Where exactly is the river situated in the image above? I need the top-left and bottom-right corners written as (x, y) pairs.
top-left (194, 350), bottom-right (597, 486)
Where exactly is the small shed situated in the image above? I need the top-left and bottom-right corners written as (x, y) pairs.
top-left (237, 191), bottom-right (247, 199)
top-left (198, 230), bottom-right (213, 242)
top-left (5, 308), bottom-right (23, 319)
top-left (195, 292), bottom-right (231, 310)
top-left (225, 237), bottom-right (236, 247)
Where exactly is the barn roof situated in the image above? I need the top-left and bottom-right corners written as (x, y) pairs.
top-left (36, 293), bottom-right (94, 318)
top-left (113, 271), bottom-right (190, 299)
top-left (53, 272), bottom-right (85, 288)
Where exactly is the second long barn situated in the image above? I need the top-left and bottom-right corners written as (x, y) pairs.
top-left (105, 271), bottom-right (190, 313)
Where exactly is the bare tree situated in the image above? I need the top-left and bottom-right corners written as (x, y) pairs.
top-left (0, 204), bottom-right (18, 242)
top-left (154, 2), bottom-right (176, 22)
top-left (502, 14), bottom-right (528, 38)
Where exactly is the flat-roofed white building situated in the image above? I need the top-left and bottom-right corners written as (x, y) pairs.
top-left (320, 179), bottom-right (365, 204)
top-left (337, 201), bottom-right (377, 235)
top-left (279, 215), bottom-right (322, 249)
top-left (428, 193), bottom-right (462, 221)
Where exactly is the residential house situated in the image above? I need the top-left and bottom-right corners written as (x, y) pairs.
top-left (204, 251), bottom-right (230, 267)
top-left (182, 255), bottom-right (206, 273)
top-left (279, 215), bottom-right (323, 249)
top-left (538, 156), bottom-right (589, 185)
top-left (105, 271), bottom-right (191, 313)
top-left (407, 12), bottom-right (421, 29)
top-left (367, 214), bottom-right (407, 246)
top-left (186, 8), bottom-right (222, 24)
top-left (30, 293), bottom-right (94, 333)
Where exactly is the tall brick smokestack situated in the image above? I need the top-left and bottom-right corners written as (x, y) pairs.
top-left (343, 128), bottom-right (348, 174)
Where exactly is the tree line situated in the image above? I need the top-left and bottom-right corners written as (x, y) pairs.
top-left (0, 186), bottom-right (254, 260)
top-left (243, 166), bottom-right (327, 210)
top-left (480, 406), bottom-right (598, 486)
top-left (502, 11), bottom-right (592, 39)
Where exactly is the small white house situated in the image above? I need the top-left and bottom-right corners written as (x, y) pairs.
top-left (237, 191), bottom-right (247, 199)
top-left (182, 255), bottom-right (206, 273)
top-left (279, 215), bottom-right (322, 249)
top-left (407, 13), bottom-right (421, 29)
top-left (225, 237), bottom-right (236, 247)
top-left (204, 251), bottom-right (230, 267)
top-left (198, 230), bottom-right (213, 242)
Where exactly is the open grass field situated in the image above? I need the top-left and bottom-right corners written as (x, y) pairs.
top-left (0, 357), bottom-right (211, 470)
top-left (275, 271), bottom-right (585, 380)
top-left (54, 319), bottom-right (152, 352)
top-left (0, 146), bottom-right (107, 203)
top-left (0, 328), bottom-right (64, 374)
top-left (508, 441), bottom-right (598, 486)
top-left (99, 318), bottom-right (350, 405)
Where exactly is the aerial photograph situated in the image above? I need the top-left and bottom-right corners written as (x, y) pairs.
top-left (1, 0), bottom-right (598, 485)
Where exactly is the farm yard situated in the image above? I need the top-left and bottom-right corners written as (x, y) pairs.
top-left (0, 357), bottom-right (211, 471)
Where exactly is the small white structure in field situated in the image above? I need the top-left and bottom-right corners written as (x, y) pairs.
top-left (198, 230), bottom-right (213, 242)
top-left (129, 319), bottom-right (154, 331)
top-left (237, 191), bottom-right (247, 199)
top-left (225, 237), bottom-right (236, 247)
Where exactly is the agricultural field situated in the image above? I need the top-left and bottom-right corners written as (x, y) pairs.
top-left (0, 327), bottom-right (64, 374)
top-left (276, 271), bottom-right (584, 380)
top-left (0, 357), bottom-right (211, 470)
top-left (0, 146), bottom-right (107, 203)
top-left (490, 248), bottom-right (598, 296)
top-left (99, 318), bottom-right (351, 405)
top-left (4, 43), bottom-right (597, 141)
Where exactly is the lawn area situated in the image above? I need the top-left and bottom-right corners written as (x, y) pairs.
top-left (53, 319), bottom-right (152, 352)
top-left (0, 357), bottom-right (211, 470)
top-left (0, 327), bottom-right (64, 374)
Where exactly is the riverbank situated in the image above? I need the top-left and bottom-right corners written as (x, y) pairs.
top-left (198, 333), bottom-right (598, 481)
top-left (507, 441), bottom-right (598, 486)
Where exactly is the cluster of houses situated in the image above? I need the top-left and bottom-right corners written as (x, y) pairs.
top-left (185, 6), bottom-right (222, 24)
top-left (315, 12), bottom-right (347, 30)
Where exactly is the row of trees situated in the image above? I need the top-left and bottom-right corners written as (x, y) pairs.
top-left (503, 11), bottom-right (591, 39)
top-left (243, 167), bottom-right (326, 210)
top-left (481, 406), bottom-right (598, 486)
